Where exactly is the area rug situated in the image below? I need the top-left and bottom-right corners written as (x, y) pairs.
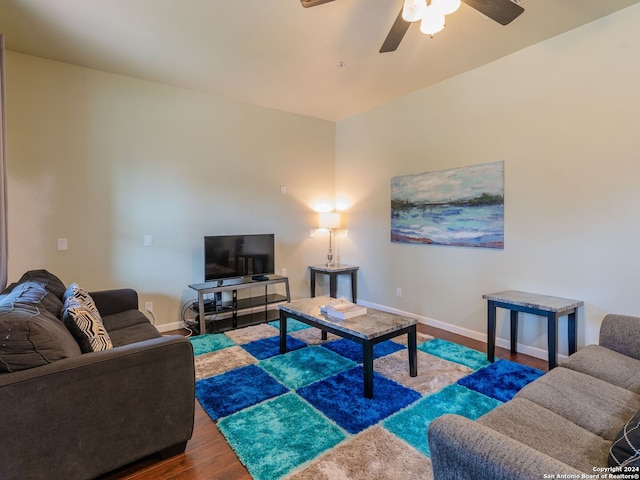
top-left (191, 320), bottom-right (544, 480)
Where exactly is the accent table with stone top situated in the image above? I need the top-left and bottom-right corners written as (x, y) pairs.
top-left (483, 290), bottom-right (583, 369)
top-left (278, 296), bottom-right (417, 399)
top-left (309, 264), bottom-right (359, 303)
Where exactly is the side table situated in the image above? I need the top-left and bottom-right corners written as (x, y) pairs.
top-left (309, 264), bottom-right (359, 303)
top-left (483, 290), bottom-right (583, 369)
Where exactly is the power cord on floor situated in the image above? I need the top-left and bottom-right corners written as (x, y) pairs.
top-left (145, 310), bottom-right (156, 325)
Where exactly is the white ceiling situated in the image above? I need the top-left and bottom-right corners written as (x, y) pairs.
top-left (1, 0), bottom-right (639, 121)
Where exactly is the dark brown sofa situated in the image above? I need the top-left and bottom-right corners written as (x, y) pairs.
top-left (0, 270), bottom-right (195, 480)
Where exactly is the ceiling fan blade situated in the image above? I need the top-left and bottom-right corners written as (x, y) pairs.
top-left (300, 0), bottom-right (335, 7)
top-left (379, 7), bottom-right (411, 53)
top-left (461, 0), bottom-right (524, 26)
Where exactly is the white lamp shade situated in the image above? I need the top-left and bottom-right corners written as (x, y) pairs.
top-left (420, 7), bottom-right (445, 35)
top-left (433, 0), bottom-right (460, 15)
top-left (318, 212), bottom-right (341, 229)
top-left (402, 0), bottom-right (426, 22)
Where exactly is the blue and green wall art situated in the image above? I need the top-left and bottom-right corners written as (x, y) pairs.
top-left (391, 161), bottom-right (504, 249)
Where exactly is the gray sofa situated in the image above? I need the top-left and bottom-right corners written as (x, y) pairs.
top-left (428, 313), bottom-right (640, 479)
top-left (0, 270), bottom-right (195, 480)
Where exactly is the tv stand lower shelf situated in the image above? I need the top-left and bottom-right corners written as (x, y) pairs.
top-left (188, 275), bottom-right (290, 335)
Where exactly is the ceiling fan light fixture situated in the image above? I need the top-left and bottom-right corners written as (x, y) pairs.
top-left (420, 6), bottom-right (445, 36)
top-left (402, 0), bottom-right (426, 22)
top-left (433, 0), bottom-right (461, 15)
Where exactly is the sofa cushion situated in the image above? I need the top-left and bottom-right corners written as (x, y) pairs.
top-left (62, 284), bottom-right (113, 353)
top-left (609, 409), bottom-right (640, 467)
top-left (0, 294), bottom-right (81, 373)
top-left (478, 398), bottom-right (611, 472)
top-left (562, 344), bottom-right (640, 393)
top-left (515, 367), bottom-right (640, 440)
top-left (107, 322), bottom-right (163, 347)
top-left (102, 310), bottom-right (161, 347)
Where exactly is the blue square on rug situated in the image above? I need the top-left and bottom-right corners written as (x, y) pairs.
top-left (298, 366), bottom-right (421, 434)
top-left (189, 333), bottom-right (236, 356)
top-left (457, 359), bottom-right (544, 402)
top-left (384, 383), bottom-right (502, 456)
top-left (218, 392), bottom-right (346, 480)
top-left (418, 338), bottom-right (493, 370)
top-left (259, 345), bottom-right (357, 390)
top-left (196, 364), bottom-right (288, 420)
top-left (322, 338), bottom-right (406, 364)
top-left (241, 334), bottom-right (307, 360)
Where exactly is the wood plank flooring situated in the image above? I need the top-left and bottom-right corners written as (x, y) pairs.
top-left (99, 323), bottom-right (548, 480)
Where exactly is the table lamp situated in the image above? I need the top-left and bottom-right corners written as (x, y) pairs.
top-left (318, 212), bottom-right (341, 267)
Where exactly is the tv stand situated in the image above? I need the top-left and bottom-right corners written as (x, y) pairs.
top-left (188, 275), bottom-right (290, 335)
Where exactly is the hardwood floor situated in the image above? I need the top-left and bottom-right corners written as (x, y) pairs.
top-left (100, 323), bottom-right (548, 480)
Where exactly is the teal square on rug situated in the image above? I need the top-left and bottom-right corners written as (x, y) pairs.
top-left (189, 332), bottom-right (236, 356)
top-left (218, 392), bottom-right (346, 480)
top-left (268, 318), bottom-right (314, 332)
top-left (259, 345), bottom-right (357, 389)
top-left (418, 337), bottom-right (494, 370)
top-left (383, 383), bottom-right (502, 456)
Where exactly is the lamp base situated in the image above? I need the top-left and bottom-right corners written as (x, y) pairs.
top-left (326, 248), bottom-right (335, 267)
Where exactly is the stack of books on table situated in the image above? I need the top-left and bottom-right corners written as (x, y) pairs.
top-left (320, 299), bottom-right (367, 319)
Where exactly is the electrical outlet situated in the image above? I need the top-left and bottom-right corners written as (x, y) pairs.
top-left (281, 268), bottom-right (288, 276)
top-left (144, 302), bottom-right (153, 313)
top-left (396, 287), bottom-right (402, 298)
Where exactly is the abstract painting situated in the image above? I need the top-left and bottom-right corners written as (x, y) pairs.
top-left (391, 161), bottom-right (504, 249)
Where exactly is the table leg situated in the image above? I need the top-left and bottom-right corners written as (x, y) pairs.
top-left (198, 294), bottom-right (206, 336)
top-left (329, 273), bottom-right (337, 298)
top-left (279, 312), bottom-right (288, 354)
top-left (351, 270), bottom-right (358, 304)
top-left (487, 300), bottom-right (496, 362)
top-left (321, 329), bottom-right (327, 341)
top-left (310, 271), bottom-right (316, 298)
top-left (547, 313), bottom-right (558, 369)
top-left (363, 341), bottom-right (374, 399)
top-left (408, 326), bottom-right (417, 377)
top-left (568, 310), bottom-right (577, 355)
top-left (510, 310), bottom-right (518, 354)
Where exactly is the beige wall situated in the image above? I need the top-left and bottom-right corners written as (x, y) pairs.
top-left (335, 4), bottom-right (640, 358)
top-left (6, 52), bottom-right (336, 328)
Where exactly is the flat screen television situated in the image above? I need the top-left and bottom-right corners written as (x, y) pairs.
top-left (204, 234), bottom-right (275, 282)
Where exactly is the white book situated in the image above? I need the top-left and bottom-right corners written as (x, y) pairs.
top-left (320, 298), bottom-right (367, 319)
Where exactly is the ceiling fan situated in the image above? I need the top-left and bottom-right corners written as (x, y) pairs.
top-left (300, 0), bottom-right (525, 53)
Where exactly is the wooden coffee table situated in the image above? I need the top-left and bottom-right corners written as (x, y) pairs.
top-left (278, 296), bottom-right (417, 398)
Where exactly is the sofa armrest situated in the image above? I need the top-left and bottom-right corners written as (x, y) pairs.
top-left (428, 414), bottom-right (584, 480)
top-left (90, 288), bottom-right (139, 316)
top-left (599, 314), bottom-right (640, 360)
top-left (0, 335), bottom-right (195, 480)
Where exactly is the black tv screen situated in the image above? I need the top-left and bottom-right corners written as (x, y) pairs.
top-left (204, 234), bottom-right (275, 282)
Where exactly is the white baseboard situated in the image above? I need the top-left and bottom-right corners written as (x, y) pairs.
top-left (157, 321), bottom-right (185, 333)
top-left (358, 299), bottom-right (563, 363)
